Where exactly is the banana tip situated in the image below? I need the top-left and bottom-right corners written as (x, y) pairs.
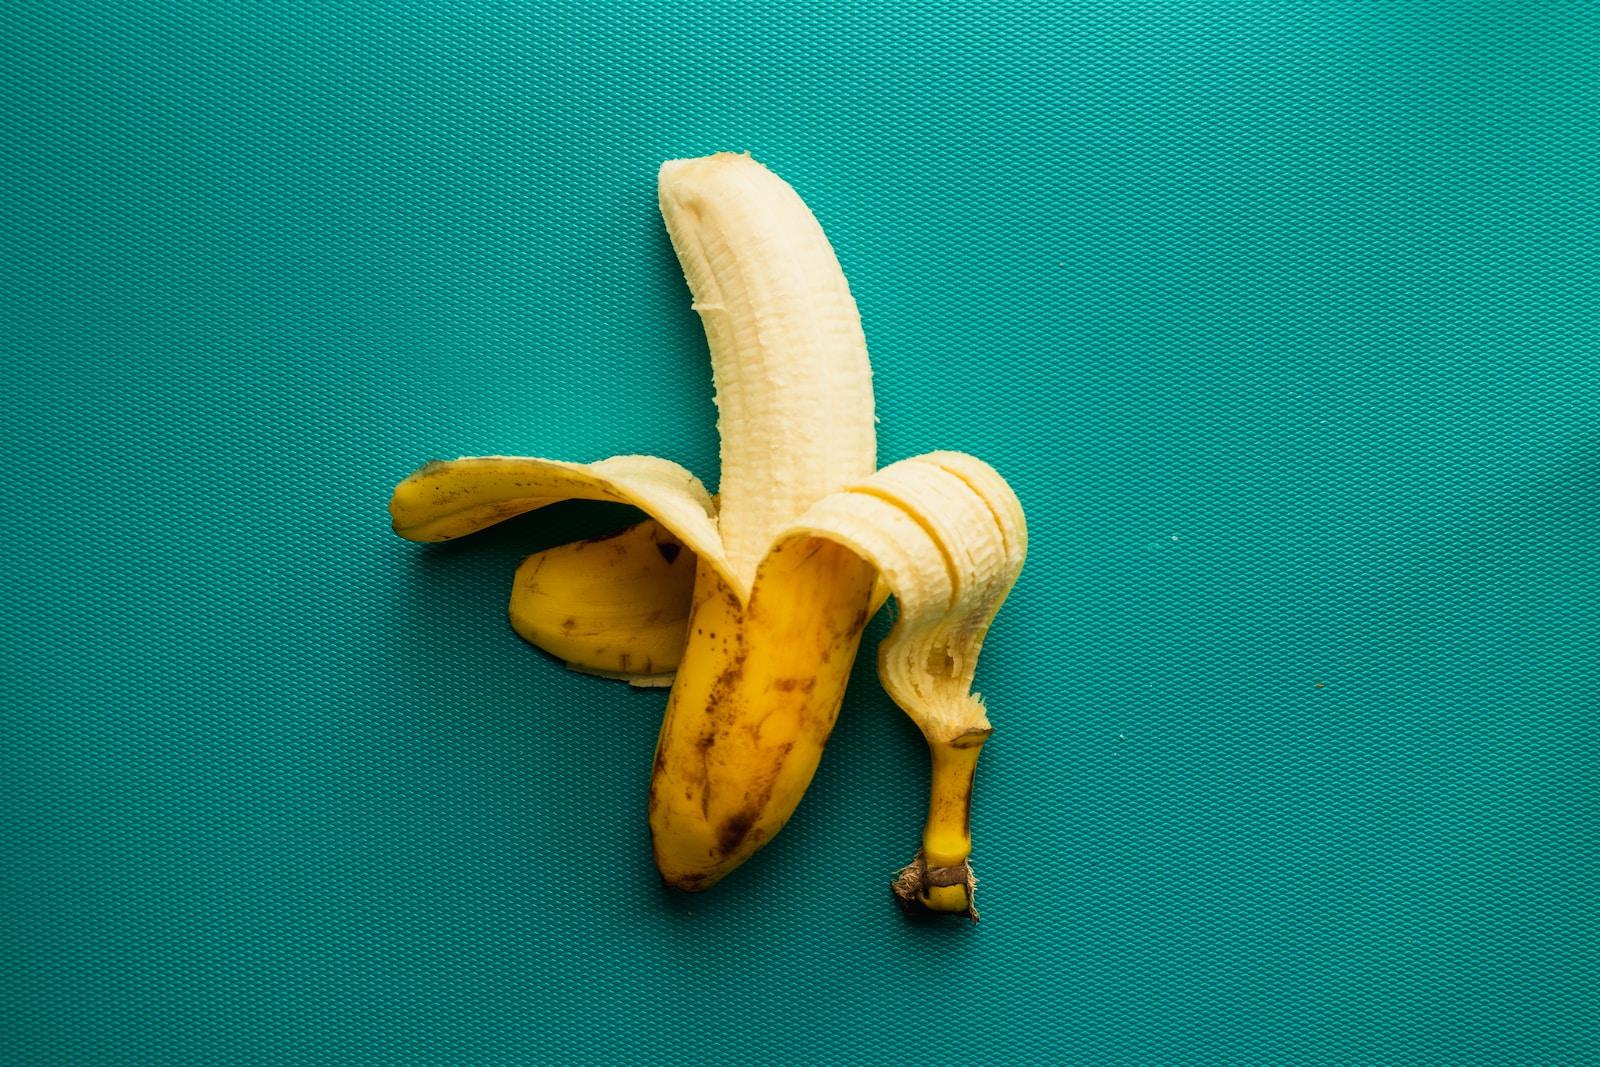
top-left (891, 850), bottom-right (979, 922)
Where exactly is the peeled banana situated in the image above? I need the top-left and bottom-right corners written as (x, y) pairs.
top-left (390, 152), bottom-right (1026, 917)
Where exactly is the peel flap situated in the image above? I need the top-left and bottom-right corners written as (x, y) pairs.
top-left (774, 452), bottom-right (1026, 742)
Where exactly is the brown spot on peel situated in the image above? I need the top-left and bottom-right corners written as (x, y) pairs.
top-left (716, 810), bottom-right (756, 856)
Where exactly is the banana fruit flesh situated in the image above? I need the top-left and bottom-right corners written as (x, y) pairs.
top-left (390, 152), bottom-right (1025, 916)
top-left (657, 152), bottom-right (878, 588)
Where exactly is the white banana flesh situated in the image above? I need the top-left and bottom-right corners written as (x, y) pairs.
top-left (658, 152), bottom-right (876, 588)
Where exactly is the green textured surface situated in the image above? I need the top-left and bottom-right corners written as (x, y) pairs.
top-left (4, 2), bottom-right (1598, 1063)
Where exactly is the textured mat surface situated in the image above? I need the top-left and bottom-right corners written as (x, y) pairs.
top-left (4, 2), bottom-right (1598, 1063)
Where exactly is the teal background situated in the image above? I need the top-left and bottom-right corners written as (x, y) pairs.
top-left (3, 2), bottom-right (1597, 1063)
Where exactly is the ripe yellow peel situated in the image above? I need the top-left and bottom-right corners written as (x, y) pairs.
top-left (390, 453), bottom-right (738, 596)
top-left (649, 546), bottom-right (876, 888)
top-left (780, 455), bottom-right (1026, 738)
top-left (506, 518), bottom-right (889, 690)
top-left (509, 520), bottom-right (695, 684)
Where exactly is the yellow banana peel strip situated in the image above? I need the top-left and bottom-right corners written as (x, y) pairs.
top-left (509, 519), bottom-right (695, 687)
top-left (390, 454), bottom-right (738, 598)
top-left (778, 452), bottom-right (1027, 918)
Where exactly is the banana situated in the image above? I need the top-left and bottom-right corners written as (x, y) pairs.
top-left (390, 152), bottom-right (1025, 915)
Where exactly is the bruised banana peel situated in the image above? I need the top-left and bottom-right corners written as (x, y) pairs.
top-left (389, 152), bottom-right (1025, 915)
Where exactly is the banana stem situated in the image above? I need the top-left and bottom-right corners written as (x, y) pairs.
top-left (892, 727), bottom-right (990, 920)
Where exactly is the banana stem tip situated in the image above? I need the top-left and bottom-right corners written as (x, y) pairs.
top-left (891, 849), bottom-right (979, 922)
